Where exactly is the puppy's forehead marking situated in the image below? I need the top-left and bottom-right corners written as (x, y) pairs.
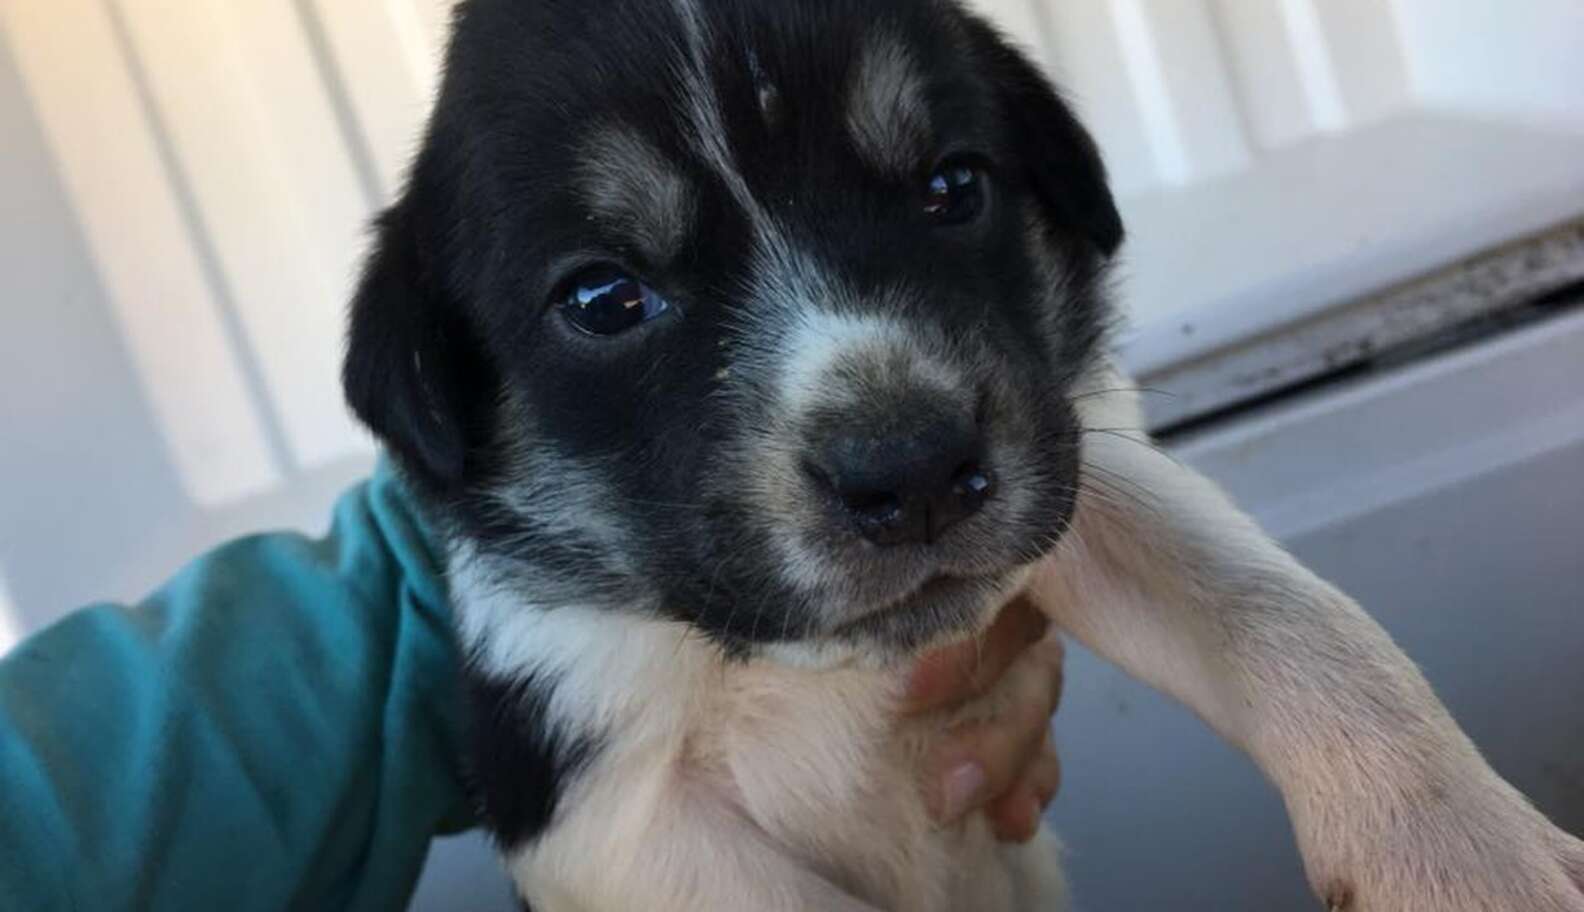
top-left (746, 47), bottom-right (783, 129)
top-left (847, 34), bottom-right (934, 177)
top-left (669, 0), bottom-right (764, 222)
top-left (578, 128), bottom-right (696, 263)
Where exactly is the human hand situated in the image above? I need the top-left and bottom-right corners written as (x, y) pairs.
top-left (901, 596), bottom-right (1065, 843)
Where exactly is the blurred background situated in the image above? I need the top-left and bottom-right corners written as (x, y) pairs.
top-left (2, 0), bottom-right (1581, 908)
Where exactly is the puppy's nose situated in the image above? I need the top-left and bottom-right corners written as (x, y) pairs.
top-left (809, 418), bottom-right (994, 546)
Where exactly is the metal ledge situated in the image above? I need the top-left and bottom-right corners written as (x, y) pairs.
top-left (1139, 218), bottom-right (1584, 433)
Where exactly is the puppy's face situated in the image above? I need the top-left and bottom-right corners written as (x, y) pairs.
top-left (346, 0), bottom-right (1123, 663)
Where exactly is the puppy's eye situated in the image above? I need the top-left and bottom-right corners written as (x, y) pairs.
top-left (560, 267), bottom-right (672, 336)
top-left (923, 162), bottom-right (985, 225)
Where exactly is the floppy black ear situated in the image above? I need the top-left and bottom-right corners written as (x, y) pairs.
top-left (343, 200), bottom-right (471, 489)
top-left (961, 16), bottom-right (1125, 257)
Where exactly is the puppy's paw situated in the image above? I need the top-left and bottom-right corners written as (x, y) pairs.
top-left (1300, 770), bottom-right (1584, 912)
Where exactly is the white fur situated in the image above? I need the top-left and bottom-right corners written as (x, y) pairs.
top-left (776, 309), bottom-right (964, 418)
top-left (1022, 360), bottom-right (1584, 911)
top-left (453, 553), bottom-right (1068, 911)
top-left (463, 361), bottom-right (1584, 911)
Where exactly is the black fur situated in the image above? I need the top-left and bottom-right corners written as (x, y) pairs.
top-left (957, 14), bottom-right (1125, 258)
top-left (343, 0), bottom-right (1124, 862)
top-left (466, 672), bottom-right (600, 849)
top-left (343, 200), bottom-right (476, 489)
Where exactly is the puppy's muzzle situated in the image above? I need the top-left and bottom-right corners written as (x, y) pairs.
top-left (804, 407), bottom-right (994, 547)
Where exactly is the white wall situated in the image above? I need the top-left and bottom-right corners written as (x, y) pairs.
top-left (0, 27), bottom-right (371, 626)
top-left (0, 0), bottom-right (393, 508)
top-left (1392, 0), bottom-right (1584, 127)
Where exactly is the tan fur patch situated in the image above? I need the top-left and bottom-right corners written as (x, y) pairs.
top-left (847, 35), bottom-right (933, 176)
top-left (578, 128), bottom-right (696, 263)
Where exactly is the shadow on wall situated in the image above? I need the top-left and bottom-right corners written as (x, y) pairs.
top-left (0, 32), bottom-right (204, 624)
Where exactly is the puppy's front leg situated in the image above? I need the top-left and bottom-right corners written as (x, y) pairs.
top-left (1025, 369), bottom-right (1584, 911)
top-left (512, 775), bottom-right (882, 912)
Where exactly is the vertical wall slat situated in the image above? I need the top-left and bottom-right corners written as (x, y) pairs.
top-left (1108, 0), bottom-right (1194, 183)
top-left (1275, 0), bottom-right (1348, 131)
top-left (0, 571), bottom-right (17, 655)
top-left (1039, 0), bottom-right (1157, 198)
top-left (0, 0), bottom-right (284, 506)
top-left (1210, 0), bottom-right (1318, 150)
top-left (306, 0), bottom-right (446, 200)
top-left (1105, 0), bottom-right (1251, 185)
top-left (1308, 0), bottom-right (1411, 127)
top-left (115, 0), bottom-right (371, 474)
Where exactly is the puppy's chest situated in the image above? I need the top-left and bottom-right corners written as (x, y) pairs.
top-left (612, 653), bottom-right (1005, 909)
top-left (467, 599), bottom-right (1016, 910)
top-left (691, 664), bottom-right (945, 873)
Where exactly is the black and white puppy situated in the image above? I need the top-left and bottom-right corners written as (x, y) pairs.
top-left (344, 1), bottom-right (1584, 909)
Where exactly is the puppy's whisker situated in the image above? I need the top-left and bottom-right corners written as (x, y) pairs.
top-left (1081, 427), bottom-right (1183, 468)
top-left (1069, 386), bottom-right (1176, 402)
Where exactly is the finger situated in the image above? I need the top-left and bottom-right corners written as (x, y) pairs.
top-left (987, 788), bottom-right (1044, 843)
top-left (987, 740), bottom-right (1061, 843)
top-left (1025, 741), bottom-right (1063, 808)
top-left (929, 641), bottom-right (1064, 822)
top-left (1043, 637), bottom-right (1066, 718)
top-left (902, 596), bottom-right (1050, 714)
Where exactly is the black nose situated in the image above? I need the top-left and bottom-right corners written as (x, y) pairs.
top-left (809, 418), bottom-right (995, 546)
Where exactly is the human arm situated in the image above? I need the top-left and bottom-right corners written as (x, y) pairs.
top-left (0, 465), bottom-right (472, 912)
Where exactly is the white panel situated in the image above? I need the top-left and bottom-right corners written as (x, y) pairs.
top-left (1275, 0), bottom-right (1348, 131)
top-left (1213, 0), bottom-right (1405, 148)
top-left (1210, 0), bottom-right (1317, 150)
top-left (1105, 0), bottom-right (1250, 185)
top-left (1040, 0), bottom-right (1158, 197)
top-left (1107, 0), bottom-right (1191, 182)
top-left (306, 0), bottom-right (450, 199)
top-left (1391, 0), bottom-right (1584, 128)
top-left (0, 0), bottom-right (283, 506)
top-left (1117, 116), bottom-right (1584, 376)
top-left (116, 0), bottom-right (371, 472)
top-left (0, 571), bottom-right (17, 655)
top-left (1307, 0), bottom-right (1410, 127)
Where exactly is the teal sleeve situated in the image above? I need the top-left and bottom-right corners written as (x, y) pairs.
top-left (0, 461), bottom-right (475, 911)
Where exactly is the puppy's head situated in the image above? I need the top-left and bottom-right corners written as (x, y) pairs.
top-left (345, 0), bottom-right (1122, 663)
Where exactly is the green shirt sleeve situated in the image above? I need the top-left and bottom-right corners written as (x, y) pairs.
top-left (0, 461), bottom-right (474, 911)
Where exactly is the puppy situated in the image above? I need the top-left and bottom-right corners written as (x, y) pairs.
top-left (343, 1), bottom-right (1584, 909)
